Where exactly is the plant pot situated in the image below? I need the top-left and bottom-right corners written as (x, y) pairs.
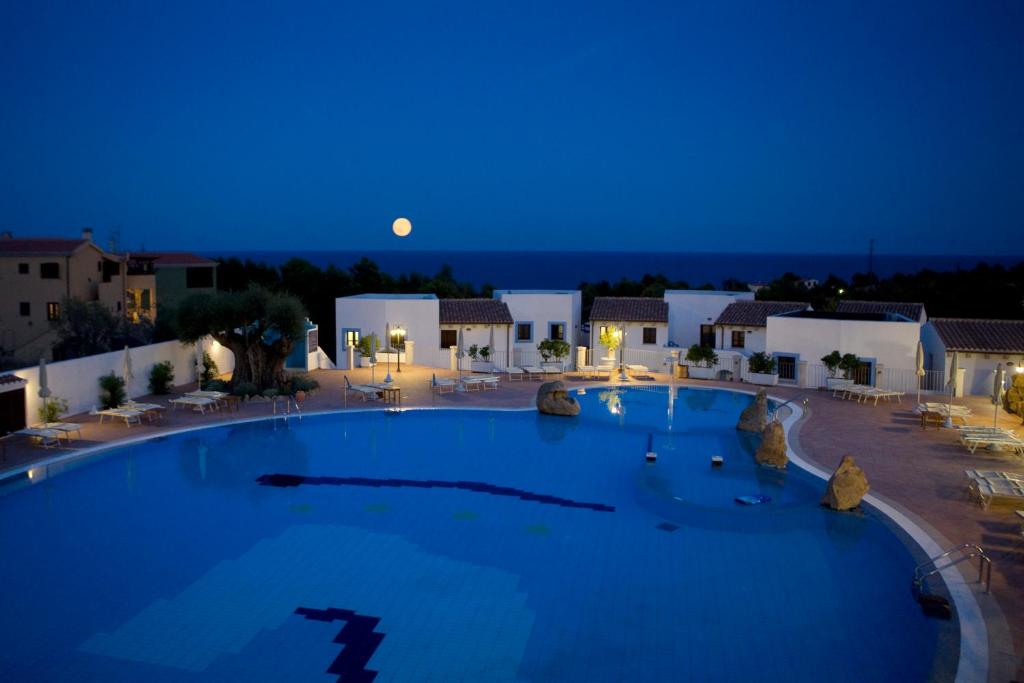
top-left (360, 357), bottom-right (374, 368)
top-left (295, 390), bottom-right (306, 402)
top-left (825, 377), bottom-right (850, 390)
top-left (687, 366), bottom-right (717, 380)
top-left (747, 372), bottom-right (778, 386)
top-left (470, 361), bottom-right (493, 373)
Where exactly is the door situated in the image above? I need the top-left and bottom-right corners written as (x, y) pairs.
top-left (0, 388), bottom-right (26, 437)
top-left (699, 325), bottom-right (715, 348)
top-left (853, 361), bottom-right (872, 386)
top-left (777, 356), bottom-right (796, 382)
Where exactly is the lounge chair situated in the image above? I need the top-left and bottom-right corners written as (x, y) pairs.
top-left (123, 401), bottom-right (166, 421)
top-left (504, 367), bottom-right (525, 381)
top-left (344, 375), bottom-right (383, 401)
top-left (540, 363), bottom-right (563, 377)
top-left (830, 379), bottom-right (855, 397)
top-left (521, 366), bottom-right (544, 380)
top-left (625, 364), bottom-right (651, 378)
top-left (966, 475), bottom-right (1024, 509)
top-left (464, 375), bottom-right (499, 391)
top-left (94, 407), bottom-right (145, 426)
top-left (169, 396), bottom-right (217, 414)
top-left (36, 422), bottom-right (83, 441)
top-left (960, 432), bottom-right (1024, 455)
top-left (13, 427), bottom-right (62, 448)
top-left (429, 373), bottom-right (456, 394)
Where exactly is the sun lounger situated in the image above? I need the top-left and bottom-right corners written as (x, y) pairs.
top-left (345, 375), bottom-right (383, 401)
top-left (464, 375), bottom-right (499, 391)
top-left (169, 397), bottom-right (217, 414)
top-left (540, 363), bottom-right (563, 376)
top-left (36, 422), bottom-right (83, 441)
top-left (123, 402), bottom-right (166, 421)
top-left (960, 432), bottom-right (1024, 455)
top-left (967, 476), bottom-right (1024, 509)
top-left (918, 403), bottom-right (971, 423)
top-left (504, 367), bottom-right (525, 382)
top-left (429, 373), bottom-right (456, 394)
top-left (830, 379), bottom-right (855, 397)
top-left (521, 366), bottom-right (544, 380)
top-left (95, 408), bottom-right (145, 425)
top-left (13, 427), bottom-right (62, 448)
top-left (626, 364), bottom-right (651, 378)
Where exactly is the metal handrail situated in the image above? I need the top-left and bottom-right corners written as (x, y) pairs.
top-left (914, 543), bottom-right (991, 593)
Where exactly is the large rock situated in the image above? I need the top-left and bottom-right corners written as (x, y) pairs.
top-left (1006, 374), bottom-right (1024, 418)
top-left (821, 455), bottom-right (869, 511)
top-left (737, 389), bottom-right (769, 433)
top-left (536, 381), bottom-right (580, 417)
top-left (754, 421), bottom-right (788, 469)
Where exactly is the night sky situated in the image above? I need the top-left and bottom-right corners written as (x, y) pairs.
top-left (1, 1), bottom-right (1020, 253)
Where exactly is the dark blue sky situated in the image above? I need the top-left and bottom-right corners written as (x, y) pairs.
top-left (1, 1), bottom-right (1020, 253)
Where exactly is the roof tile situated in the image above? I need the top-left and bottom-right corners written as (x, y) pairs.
top-left (714, 301), bottom-right (809, 327)
top-left (590, 297), bottom-right (668, 323)
top-left (0, 238), bottom-right (89, 256)
top-left (836, 300), bottom-right (925, 322)
top-left (931, 318), bottom-right (1024, 354)
top-left (439, 299), bottom-right (514, 325)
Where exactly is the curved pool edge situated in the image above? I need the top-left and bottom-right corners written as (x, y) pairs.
top-left (0, 385), bottom-right (993, 681)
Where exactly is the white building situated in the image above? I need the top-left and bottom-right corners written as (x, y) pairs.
top-left (589, 297), bottom-right (669, 362)
top-left (765, 310), bottom-right (921, 387)
top-left (494, 289), bottom-right (582, 366)
top-left (439, 299), bottom-right (514, 369)
top-left (836, 300), bottom-right (927, 324)
top-left (921, 318), bottom-right (1024, 396)
top-left (334, 293), bottom-right (439, 369)
top-left (713, 301), bottom-right (809, 354)
top-left (664, 290), bottom-right (753, 349)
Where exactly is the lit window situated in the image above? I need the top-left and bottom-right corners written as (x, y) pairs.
top-left (344, 330), bottom-right (361, 348)
top-left (549, 323), bottom-right (565, 341)
top-left (46, 302), bottom-right (60, 321)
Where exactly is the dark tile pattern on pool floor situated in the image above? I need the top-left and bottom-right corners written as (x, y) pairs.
top-left (295, 606), bottom-right (385, 683)
top-left (256, 473), bottom-right (616, 512)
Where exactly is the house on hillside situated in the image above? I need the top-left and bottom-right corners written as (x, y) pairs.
top-left (836, 300), bottom-right (927, 324)
top-left (439, 299), bottom-right (514, 368)
top-left (137, 252), bottom-right (219, 313)
top-left (765, 310), bottom-right (921, 388)
top-left (494, 290), bottom-right (582, 366)
top-left (921, 318), bottom-right (1024, 396)
top-left (589, 297), bottom-right (669, 363)
top-left (664, 290), bottom-right (753, 349)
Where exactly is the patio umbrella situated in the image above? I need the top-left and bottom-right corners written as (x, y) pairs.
top-left (122, 345), bottom-right (134, 388)
top-left (456, 328), bottom-right (465, 381)
top-left (37, 357), bottom-right (51, 420)
top-left (946, 351), bottom-right (960, 427)
top-left (488, 326), bottom-right (495, 367)
top-left (384, 323), bottom-right (393, 383)
top-left (369, 332), bottom-right (378, 384)
top-left (993, 365), bottom-right (1006, 428)
top-left (915, 341), bottom-right (926, 406)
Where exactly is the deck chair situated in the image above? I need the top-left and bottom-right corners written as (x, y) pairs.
top-left (344, 375), bottom-right (383, 401)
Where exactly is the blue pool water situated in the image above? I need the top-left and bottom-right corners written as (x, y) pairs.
top-left (0, 387), bottom-right (949, 681)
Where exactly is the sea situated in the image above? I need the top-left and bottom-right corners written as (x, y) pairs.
top-left (203, 250), bottom-right (1022, 290)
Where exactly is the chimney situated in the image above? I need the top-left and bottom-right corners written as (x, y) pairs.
top-left (82, 227), bottom-right (94, 241)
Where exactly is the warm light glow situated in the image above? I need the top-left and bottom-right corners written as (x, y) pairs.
top-left (392, 217), bottom-right (412, 237)
top-left (837, 288), bottom-right (845, 295)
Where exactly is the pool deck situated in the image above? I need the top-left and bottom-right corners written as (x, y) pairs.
top-left (2, 365), bottom-right (1023, 679)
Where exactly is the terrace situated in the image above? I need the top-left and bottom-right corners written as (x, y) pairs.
top-left (1, 366), bottom-right (1022, 679)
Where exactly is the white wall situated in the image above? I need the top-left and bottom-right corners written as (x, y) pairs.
top-left (665, 290), bottom-right (753, 348)
top-left (920, 322), bottom-right (1024, 396)
top-left (715, 324), bottom-right (766, 353)
top-left (12, 337), bottom-right (235, 423)
top-left (439, 324), bottom-right (513, 368)
top-left (766, 316), bottom-right (920, 383)
top-left (335, 296), bottom-right (440, 368)
top-left (589, 322), bottom-right (668, 360)
top-left (496, 291), bottom-right (582, 361)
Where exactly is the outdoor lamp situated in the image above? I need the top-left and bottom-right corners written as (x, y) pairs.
top-left (395, 327), bottom-right (406, 372)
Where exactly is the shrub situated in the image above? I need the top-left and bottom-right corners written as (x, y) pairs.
top-left (38, 396), bottom-right (69, 423)
top-left (468, 344), bottom-right (479, 361)
top-left (98, 372), bottom-right (126, 409)
top-left (821, 351), bottom-right (842, 377)
top-left (290, 374), bottom-right (320, 393)
top-left (357, 333), bottom-right (379, 360)
top-left (205, 379), bottom-right (229, 392)
top-left (839, 353), bottom-right (861, 379)
top-left (748, 352), bottom-right (777, 375)
top-left (262, 388), bottom-right (279, 398)
top-left (599, 327), bottom-right (622, 353)
top-left (538, 339), bottom-right (570, 362)
top-left (201, 351), bottom-right (218, 384)
top-left (685, 344), bottom-right (718, 368)
top-left (232, 381), bottom-right (258, 397)
top-left (479, 345), bottom-right (491, 361)
top-left (148, 361), bottom-right (175, 395)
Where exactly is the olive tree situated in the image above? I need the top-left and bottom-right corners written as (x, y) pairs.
top-left (176, 287), bottom-right (307, 391)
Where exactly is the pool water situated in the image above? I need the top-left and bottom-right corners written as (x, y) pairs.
top-left (0, 387), bottom-right (948, 681)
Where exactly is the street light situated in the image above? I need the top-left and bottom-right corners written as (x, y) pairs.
top-left (394, 326), bottom-right (406, 373)
top-left (616, 327), bottom-right (629, 382)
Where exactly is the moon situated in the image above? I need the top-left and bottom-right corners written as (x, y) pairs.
top-left (392, 217), bottom-right (412, 237)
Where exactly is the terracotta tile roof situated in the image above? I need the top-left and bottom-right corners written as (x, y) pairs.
top-left (836, 300), bottom-right (925, 322)
top-left (931, 318), bottom-right (1024, 354)
top-left (590, 297), bottom-right (668, 323)
top-left (714, 301), bottom-right (808, 327)
top-left (0, 374), bottom-right (27, 386)
top-left (139, 252), bottom-right (216, 266)
top-left (0, 238), bottom-right (89, 256)
top-left (439, 299), bottom-right (514, 325)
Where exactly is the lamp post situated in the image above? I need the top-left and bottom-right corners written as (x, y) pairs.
top-left (616, 327), bottom-right (629, 382)
top-left (395, 327), bottom-right (406, 373)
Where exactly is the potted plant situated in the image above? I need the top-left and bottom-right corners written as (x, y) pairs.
top-left (38, 396), bottom-right (69, 424)
top-left (599, 327), bottom-right (622, 365)
top-left (357, 334), bottom-right (379, 368)
top-left (821, 351), bottom-right (846, 389)
top-left (684, 344), bottom-right (719, 380)
top-left (839, 353), bottom-right (861, 380)
top-left (538, 339), bottom-right (570, 370)
top-left (468, 343), bottom-right (493, 372)
top-left (746, 352), bottom-right (778, 386)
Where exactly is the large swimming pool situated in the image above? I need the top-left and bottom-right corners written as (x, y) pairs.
top-left (0, 387), bottom-right (952, 681)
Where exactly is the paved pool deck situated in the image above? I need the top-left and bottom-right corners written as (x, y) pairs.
top-left (2, 365), bottom-right (1022, 679)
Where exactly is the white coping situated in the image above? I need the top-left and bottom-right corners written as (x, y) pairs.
top-left (0, 384), bottom-right (986, 682)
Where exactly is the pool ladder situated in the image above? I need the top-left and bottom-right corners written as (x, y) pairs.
top-left (913, 543), bottom-right (992, 595)
top-left (272, 396), bottom-right (302, 421)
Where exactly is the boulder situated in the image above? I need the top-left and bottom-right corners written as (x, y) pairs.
top-left (536, 381), bottom-right (580, 417)
top-left (821, 455), bottom-right (869, 511)
top-left (1006, 374), bottom-right (1024, 418)
top-left (737, 389), bottom-right (769, 433)
top-left (754, 421), bottom-right (788, 469)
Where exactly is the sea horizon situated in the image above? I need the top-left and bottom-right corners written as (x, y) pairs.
top-left (200, 249), bottom-right (1022, 290)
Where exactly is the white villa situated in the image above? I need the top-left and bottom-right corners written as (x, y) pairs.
top-left (438, 299), bottom-right (515, 369)
top-left (588, 297), bottom-right (669, 363)
top-left (713, 300), bottom-right (809, 354)
top-left (493, 290), bottom-right (582, 367)
top-left (334, 293), bottom-right (439, 368)
top-left (664, 289), bottom-right (753, 349)
top-left (922, 318), bottom-right (1024, 396)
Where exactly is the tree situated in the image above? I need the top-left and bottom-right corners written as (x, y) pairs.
top-left (51, 297), bottom-right (156, 360)
top-left (176, 287), bottom-right (307, 390)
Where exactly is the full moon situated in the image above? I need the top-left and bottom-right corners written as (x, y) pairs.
top-left (392, 217), bottom-right (412, 237)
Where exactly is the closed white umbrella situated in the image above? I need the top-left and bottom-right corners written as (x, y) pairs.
top-left (946, 351), bottom-right (960, 427)
top-left (122, 345), bottom-right (134, 388)
top-left (456, 328), bottom-right (465, 381)
top-left (37, 357), bottom-right (51, 400)
top-left (384, 323), bottom-right (393, 384)
top-left (915, 341), bottom-right (926, 406)
top-left (368, 332), bottom-right (378, 384)
top-left (488, 325), bottom-right (495, 368)
top-left (993, 365), bottom-right (1006, 428)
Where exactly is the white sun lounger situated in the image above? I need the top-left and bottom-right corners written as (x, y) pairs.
top-left (521, 366), bottom-right (544, 380)
top-left (967, 476), bottom-right (1024, 509)
top-left (345, 376), bottom-right (383, 401)
top-left (540, 363), bottom-right (563, 376)
top-left (504, 367), bottom-right (525, 381)
top-left (626, 364), bottom-right (651, 378)
top-left (960, 433), bottom-right (1024, 455)
top-left (95, 408), bottom-right (145, 425)
top-left (169, 397), bottom-right (217, 414)
top-left (36, 422), bottom-right (83, 441)
top-left (14, 427), bottom-right (62, 448)
top-left (463, 375), bottom-right (499, 391)
top-left (429, 374), bottom-right (456, 394)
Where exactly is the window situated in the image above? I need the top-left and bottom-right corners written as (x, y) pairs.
top-left (642, 327), bottom-right (657, 344)
top-left (516, 322), bottom-right (533, 342)
top-left (46, 302), bottom-right (60, 321)
top-left (19, 302), bottom-right (30, 317)
top-left (17, 263), bottom-right (28, 274)
top-left (731, 331), bottom-right (745, 348)
top-left (699, 324), bottom-right (715, 348)
top-left (40, 262), bottom-right (60, 279)
top-left (343, 329), bottom-right (360, 348)
top-left (186, 266), bottom-right (214, 288)
top-left (102, 259), bottom-right (120, 283)
top-left (440, 329), bottom-right (457, 349)
top-left (549, 322), bottom-right (565, 341)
